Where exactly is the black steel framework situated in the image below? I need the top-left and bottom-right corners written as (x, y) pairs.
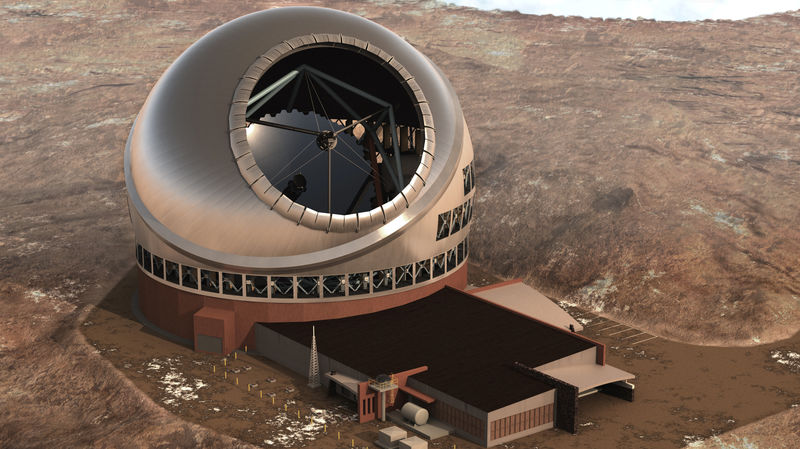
top-left (135, 236), bottom-right (469, 300)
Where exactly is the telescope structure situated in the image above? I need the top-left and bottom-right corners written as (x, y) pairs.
top-left (125, 8), bottom-right (633, 447)
top-left (126, 7), bottom-right (474, 353)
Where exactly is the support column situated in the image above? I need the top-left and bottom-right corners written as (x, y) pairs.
top-left (383, 124), bottom-right (392, 150)
top-left (399, 126), bottom-right (408, 152)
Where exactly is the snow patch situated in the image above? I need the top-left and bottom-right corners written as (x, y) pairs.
top-left (688, 202), bottom-right (748, 235)
top-left (708, 435), bottom-right (759, 449)
top-left (574, 276), bottom-right (617, 312)
top-left (642, 269), bottom-right (665, 281)
top-left (25, 281), bottom-right (83, 313)
top-left (28, 79), bottom-right (78, 93)
top-left (558, 299), bottom-right (580, 309)
top-left (26, 290), bottom-right (46, 303)
top-left (86, 117), bottom-right (131, 129)
top-left (771, 350), bottom-right (800, 371)
top-left (145, 357), bottom-right (207, 406)
top-left (683, 434), bottom-right (704, 446)
top-left (159, 19), bottom-right (186, 29)
top-left (774, 149), bottom-right (791, 161)
top-left (263, 406), bottom-right (356, 446)
top-left (0, 112), bottom-right (22, 122)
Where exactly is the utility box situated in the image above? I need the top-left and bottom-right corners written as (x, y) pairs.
top-left (399, 436), bottom-right (428, 449)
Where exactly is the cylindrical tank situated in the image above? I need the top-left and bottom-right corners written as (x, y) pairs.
top-left (401, 402), bottom-right (429, 426)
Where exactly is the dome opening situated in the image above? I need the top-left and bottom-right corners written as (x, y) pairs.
top-left (242, 43), bottom-right (425, 216)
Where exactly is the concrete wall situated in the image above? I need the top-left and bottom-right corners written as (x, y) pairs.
top-left (254, 323), bottom-right (369, 388)
top-left (535, 347), bottom-right (597, 371)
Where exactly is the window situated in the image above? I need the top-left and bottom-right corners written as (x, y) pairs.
top-left (463, 162), bottom-right (473, 195)
top-left (457, 241), bottom-right (465, 265)
top-left (136, 244), bottom-right (143, 266)
top-left (246, 275), bottom-right (269, 298)
top-left (322, 275), bottom-right (346, 298)
top-left (462, 198), bottom-right (472, 227)
top-left (470, 163), bottom-right (475, 190)
top-left (433, 253), bottom-right (445, 278)
top-left (348, 272), bottom-right (370, 295)
top-left (415, 259), bottom-right (431, 283)
top-left (436, 211), bottom-right (451, 240)
top-left (447, 248), bottom-right (457, 271)
top-left (464, 236), bottom-right (469, 258)
top-left (165, 261), bottom-right (180, 284)
top-left (372, 268), bottom-right (393, 292)
top-left (222, 273), bottom-right (243, 296)
top-left (152, 255), bottom-right (164, 278)
top-left (181, 265), bottom-right (198, 289)
top-left (272, 276), bottom-right (294, 298)
top-left (451, 205), bottom-right (463, 234)
top-left (297, 276), bottom-right (320, 298)
top-left (395, 264), bottom-right (413, 288)
top-left (142, 249), bottom-right (152, 272)
top-left (201, 270), bottom-right (219, 293)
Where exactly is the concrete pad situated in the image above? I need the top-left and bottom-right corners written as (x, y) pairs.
top-left (399, 436), bottom-right (428, 449)
top-left (379, 426), bottom-right (408, 443)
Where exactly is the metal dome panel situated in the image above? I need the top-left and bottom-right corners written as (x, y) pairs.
top-left (125, 7), bottom-right (466, 271)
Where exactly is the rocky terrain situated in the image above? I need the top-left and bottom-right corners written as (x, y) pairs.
top-left (1, 0), bottom-right (798, 447)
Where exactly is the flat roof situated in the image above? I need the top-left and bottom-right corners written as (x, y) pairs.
top-left (468, 279), bottom-right (583, 332)
top-left (264, 286), bottom-right (595, 411)
top-left (538, 363), bottom-right (634, 393)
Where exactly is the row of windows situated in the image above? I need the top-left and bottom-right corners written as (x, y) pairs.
top-left (437, 197), bottom-right (473, 241)
top-left (135, 237), bottom-right (468, 300)
top-left (434, 161), bottom-right (475, 241)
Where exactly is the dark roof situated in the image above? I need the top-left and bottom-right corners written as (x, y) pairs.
top-left (263, 286), bottom-right (594, 411)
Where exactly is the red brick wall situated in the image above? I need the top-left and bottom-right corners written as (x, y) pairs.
top-left (432, 400), bottom-right (485, 439)
top-left (137, 264), bottom-right (467, 351)
top-left (489, 403), bottom-right (553, 441)
top-left (137, 271), bottom-right (203, 341)
top-left (193, 307), bottom-right (236, 355)
top-left (357, 381), bottom-right (377, 423)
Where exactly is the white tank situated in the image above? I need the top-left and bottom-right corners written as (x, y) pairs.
top-left (401, 402), bottom-right (429, 426)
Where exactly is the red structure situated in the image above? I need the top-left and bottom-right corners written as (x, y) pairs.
top-left (137, 264), bottom-right (467, 354)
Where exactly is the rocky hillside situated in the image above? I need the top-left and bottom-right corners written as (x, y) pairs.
top-left (392, 4), bottom-right (800, 346)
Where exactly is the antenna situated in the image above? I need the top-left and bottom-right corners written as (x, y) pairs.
top-left (308, 325), bottom-right (321, 388)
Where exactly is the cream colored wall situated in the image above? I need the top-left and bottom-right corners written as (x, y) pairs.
top-left (534, 347), bottom-right (597, 372)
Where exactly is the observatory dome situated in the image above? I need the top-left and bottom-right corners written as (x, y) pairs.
top-left (126, 7), bottom-right (474, 343)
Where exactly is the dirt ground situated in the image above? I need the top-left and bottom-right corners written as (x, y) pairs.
top-left (2, 0), bottom-right (800, 447)
top-left (78, 265), bottom-right (800, 449)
